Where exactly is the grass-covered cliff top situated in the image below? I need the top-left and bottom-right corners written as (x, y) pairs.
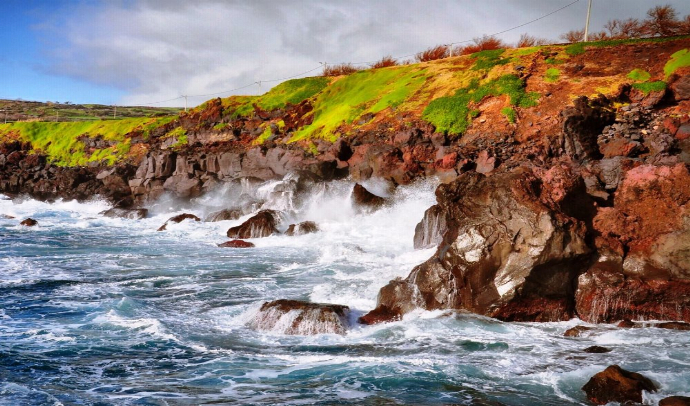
top-left (1, 35), bottom-right (689, 166)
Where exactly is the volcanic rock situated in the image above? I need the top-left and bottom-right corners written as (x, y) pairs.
top-left (217, 239), bottom-right (255, 248)
top-left (584, 346), bottom-right (612, 353)
top-left (247, 299), bottom-right (350, 335)
top-left (20, 218), bottom-right (38, 227)
top-left (226, 210), bottom-right (280, 239)
top-left (285, 221), bottom-right (319, 236)
top-left (100, 208), bottom-right (148, 220)
top-left (351, 183), bottom-right (387, 212)
top-left (157, 213), bottom-right (201, 231)
top-left (656, 321), bottom-right (690, 331)
top-left (564, 325), bottom-right (593, 337)
top-left (413, 205), bottom-right (447, 249)
top-left (582, 365), bottom-right (657, 405)
top-left (205, 209), bottom-right (243, 222)
top-left (661, 396), bottom-right (690, 406)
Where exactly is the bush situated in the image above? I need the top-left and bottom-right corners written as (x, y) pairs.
top-left (516, 33), bottom-right (549, 48)
top-left (458, 36), bottom-right (507, 55)
top-left (370, 56), bottom-right (398, 69)
top-left (416, 45), bottom-right (449, 62)
top-left (322, 64), bottom-right (361, 77)
top-left (560, 29), bottom-right (584, 43)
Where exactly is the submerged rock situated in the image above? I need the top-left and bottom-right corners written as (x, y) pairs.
top-left (157, 213), bottom-right (201, 231)
top-left (351, 183), bottom-right (387, 212)
top-left (584, 346), bottom-right (611, 353)
top-left (218, 239), bottom-right (255, 248)
top-left (226, 210), bottom-right (280, 239)
top-left (100, 207), bottom-right (148, 219)
top-left (1, 214), bottom-right (15, 219)
top-left (247, 299), bottom-right (350, 335)
top-left (413, 205), bottom-right (447, 249)
top-left (582, 365), bottom-right (657, 405)
top-left (20, 218), bottom-right (38, 227)
top-left (285, 221), bottom-right (319, 236)
top-left (564, 325), bottom-right (593, 337)
top-left (205, 208), bottom-right (243, 222)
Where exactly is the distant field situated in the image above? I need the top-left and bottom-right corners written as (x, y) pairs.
top-left (0, 99), bottom-right (181, 123)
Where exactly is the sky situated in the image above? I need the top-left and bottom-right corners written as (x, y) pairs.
top-left (1, 0), bottom-right (689, 107)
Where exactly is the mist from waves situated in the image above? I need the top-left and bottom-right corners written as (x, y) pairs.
top-left (1, 176), bottom-right (689, 405)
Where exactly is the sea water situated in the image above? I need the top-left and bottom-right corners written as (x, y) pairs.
top-left (1, 180), bottom-right (689, 405)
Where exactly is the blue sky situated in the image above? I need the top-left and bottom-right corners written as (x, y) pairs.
top-left (1, 0), bottom-right (689, 107)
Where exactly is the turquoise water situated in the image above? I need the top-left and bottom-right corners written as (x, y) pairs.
top-left (1, 181), bottom-right (689, 405)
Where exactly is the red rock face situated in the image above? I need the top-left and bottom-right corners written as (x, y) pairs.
top-left (218, 239), bottom-right (255, 248)
top-left (226, 210), bottom-right (280, 239)
top-left (582, 365), bottom-right (657, 405)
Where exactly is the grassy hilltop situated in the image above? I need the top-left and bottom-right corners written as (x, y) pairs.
top-left (1, 36), bottom-right (689, 167)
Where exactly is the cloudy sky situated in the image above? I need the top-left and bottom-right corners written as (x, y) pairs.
top-left (2, 0), bottom-right (689, 107)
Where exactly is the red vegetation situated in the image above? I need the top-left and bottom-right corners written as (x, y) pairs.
top-left (370, 55), bottom-right (398, 69)
top-left (457, 36), bottom-right (506, 55)
top-left (322, 63), bottom-right (361, 77)
top-left (415, 45), bottom-right (449, 62)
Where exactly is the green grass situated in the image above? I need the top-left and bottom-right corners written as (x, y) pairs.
top-left (632, 81), bottom-right (667, 94)
top-left (0, 116), bottom-right (174, 166)
top-left (290, 65), bottom-right (427, 142)
top-left (471, 49), bottom-right (511, 71)
top-left (254, 126), bottom-right (273, 145)
top-left (565, 43), bottom-right (586, 56)
top-left (664, 49), bottom-right (690, 77)
top-left (501, 107), bottom-right (516, 123)
top-left (512, 47), bottom-right (542, 56)
top-left (627, 68), bottom-right (651, 82)
top-left (545, 68), bottom-right (561, 83)
top-left (422, 74), bottom-right (538, 135)
top-left (545, 57), bottom-right (565, 65)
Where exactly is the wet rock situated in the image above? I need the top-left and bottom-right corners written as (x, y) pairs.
top-left (20, 218), bottom-right (38, 227)
top-left (661, 396), bottom-right (690, 406)
top-left (351, 183), bottom-right (387, 212)
top-left (363, 167), bottom-right (591, 324)
top-left (582, 365), bottom-right (657, 405)
top-left (285, 221), bottom-right (318, 236)
top-left (217, 239), bottom-right (255, 248)
top-left (226, 210), bottom-right (280, 239)
top-left (413, 205), bottom-right (447, 249)
top-left (656, 321), bottom-right (690, 331)
top-left (584, 346), bottom-right (612, 353)
top-left (247, 299), bottom-right (350, 335)
top-left (617, 319), bottom-right (637, 328)
top-left (564, 325), bottom-right (593, 337)
top-left (100, 208), bottom-right (148, 220)
top-left (205, 209), bottom-right (243, 222)
top-left (1, 214), bottom-right (15, 219)
top-left (157, 213), bottom-right (201, 231)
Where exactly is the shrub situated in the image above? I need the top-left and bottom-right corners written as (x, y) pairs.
top-left (458, 36), bottom-right (507, 55)
top-left (605, 18), bottom-right (644, 39)
top-left (370, 56), bottom-right (398, 69)
top-left (416, 45), bottom-right (449, 62)
top-left (516, 33), bottom-right (549, 48)
top-left (323, 64), bottom-right (361, 76)
top-left (643, 5), bottom-right (681, 37)
top-left (560, 29), bottom-right (584, 43)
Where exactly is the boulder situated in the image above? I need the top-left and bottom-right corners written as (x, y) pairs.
top-left (351, 183), bottom-right (387, 212)
top-left (584, 346), bottom-right (611, 353)
top-left (413, 205), bottom-right (447, 249)
top-left (661, 396), bottom-right (690, 406)
top-left (157, 213), bottom-right (201, 231)
top-left (656, 321), bottom-right (690, 331)
top-left (564, 325), bottom-right (593, 337)
top-left (205, 209), bottom-right (243, 222)
top-left (582, 365), bottom-right (657, 405)
top-left (20, 218), bottom-right (38, 227)
top-left (100, 208), bottom-right (148, 220)
top-left (285, 221), bottom-right (319, 236)
top-left (1, 214), bottom-right (15, 219)
top-left (218, 239), bottom-right (255, 248)
top-left (669, 73), bottom-right (690, 101)
top-left (226, 210), bottom-right (280, 239)
top-left (361, 167), bottom-right (591, 324)
top-left (247, 299), bottom-right (350, 335)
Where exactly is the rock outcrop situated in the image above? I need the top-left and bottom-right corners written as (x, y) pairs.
top-left (157, 213), bottom-right (201, 231)
top-left (20, 218), bottom-right (38, 227)
top-left (285, 221), bottom-right (319, 236)
top-left (247, 299), bottom-right (350, 335)
top-left (100, 208), bottom-right (148, 219)
top-left (205, 209), bottom-right (243, 222)
top-left (351, 183), bottom-right (387, 212)
top-left (413, 205), bottom-right (447, 249)
top-left (582, 365), bottom-right (657, 405)
top-left (226, 210), bottom-right (280, 239)
top-left (218, 239), bottom-right (255, 248)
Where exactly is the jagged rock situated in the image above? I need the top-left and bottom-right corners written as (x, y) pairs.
top-left (226, 210), bottom-right (280, 239)
top-left (157, 213), bottom-right (201, 231)
top-left (20, 218), bottom-right (38, 227)
top-left (582, 365), bottom-right (657, 405)
top-left (661, 396), bottom-right (690, 406)
top-left (362, 167), bottom-right (591, 324)
top-left (584, 346), bottom-right (612, 353)
top-left (100, 208), bottom-right (148, 220)
top-left (413, 205), bottom-right (447, 249)
top-left (247, 299), bottom-right (350, 335)
top-left (560, 96), bottom-right (615, 160)
top-left (656, 321), bottom-right (690, 331)
top-left (285, 221), bottom-right (318, 236)
top-left (475, 150), bottom-right (496, 174)
top-left (564, 325), bottom-right (593, 337)
top-left (218, 239), bottom-right (255, 248)
top-left (669, 73), bottom-right (690, 101)
top-left (351, 183), bottom-right (387, 212)
top-left (205, 209), bottom-right (243, 222)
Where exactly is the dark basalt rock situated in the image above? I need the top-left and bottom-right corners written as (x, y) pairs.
top-left (661, 396), bottom-right (690, 406)
top-left (20, 218), bottom-right (38, 227)
top-left (217, 239), bottom-right (255, 248)
top-left (205, 209), bottom-right (243, 222)
top-left (226, 210), bottom-right (280, 239)
top-left (247, 299), bottom-right (350, 335)
top-left (351, 183), bottom-right (387, 212)
top-left (413, 205), bottom-right (447, 249)
top-left (285, 221), bottom-right (319, 236)
top-left (564, 326), bottom-right (593, 337)
top-left (157, 213), bottom-right (201, 231)
top-left (100, 208), bottom-right (148, 220)
top-left (656, 321), bottom-right (690, 331)
top-left (582, 365), bottom-right (657, 405)
top-left (584, 346), bottom-right (612, 353)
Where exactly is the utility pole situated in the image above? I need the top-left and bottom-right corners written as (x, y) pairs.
top-left (113, 105), bottom-right (117, 119)
top-left (182, 95), bottom-right (188, 112)
top-left (256, 81), bottom-right (262, 94)
top-left (584, 0), bottom-right (592, 42)
top-left (448, 44), bottom-right (453, 58)
top-left (55, 110), bottom-right (59, 122)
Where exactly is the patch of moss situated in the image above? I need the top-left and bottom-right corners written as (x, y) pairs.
top-left (471, 49), bottom-right (511, 71)
top-left (545, 57), bottom-right (565, 65)
top-left (307, 141), bottom-right (319, 156)
top-left (632, 81), bottom-right (667, 94)
top-left (501, 107), bottom-right (516, 123)
top-left (165, 126), bottom-right (187, 140)
top-left (171, 134), bottom-right (188, 149)
top-left (254, 126), bottom-right (273, 145)
top-left (422, 74), bottom-right (538, 135)
top-left (565, 43), bottom-right (586, 56)
top-left (627, 68), bottom-right (651, 82)
top-left (664, 49), bottom-right (690, 77)
top-left (545, 68), bottom-right (561, 83)
top-left (213, 122), bottom-right (228, 131)
top-left (512, 47), bottom-right (542, 56)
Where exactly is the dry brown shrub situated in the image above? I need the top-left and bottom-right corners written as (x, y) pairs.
top-left (370, 56), bottom-right (398, 69)
top-left (643, 5), bottom-right (681, 37)
top-left (458, 36), bottom-right (507, 55)
top-left (560, 29), bottom-right (584, 43)
top-left (322, 63), bottom-right (361, 77)
top-left (516, 33), bottom-right (549, 48)
top-left (605, 18), bottom-right (644, 39)
top-left (415, 45), bottom-right (449, 62)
